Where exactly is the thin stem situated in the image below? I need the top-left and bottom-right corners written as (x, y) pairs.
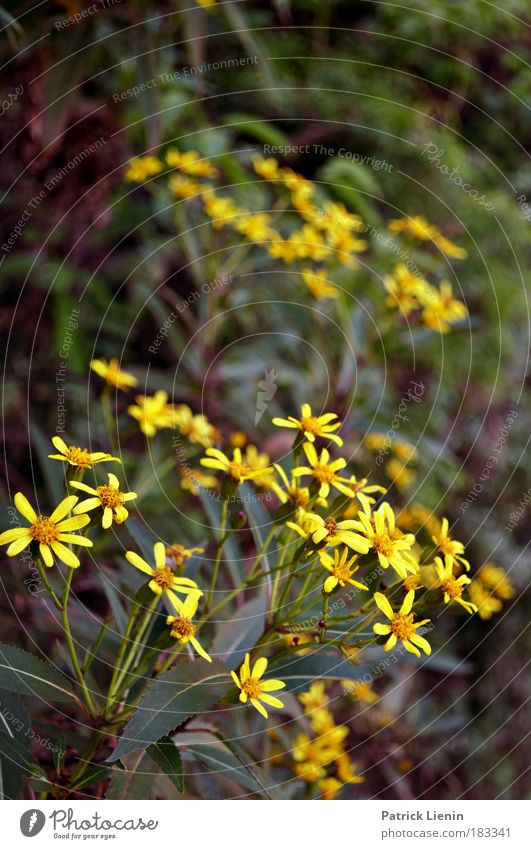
top-left (107, 596), bottom-right (159, 706)
top-left (319, 593), bottom-right (330, 642)
top-left (104, 599), bottom-right (142, 716)
top-left (36, 557), bottom-right (63, 610)
top-left (61, 568), bottom-right (97, 717)
top-left (206, 495), bottom-right (229, 610)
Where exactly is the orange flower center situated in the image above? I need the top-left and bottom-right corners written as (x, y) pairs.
top-left (313, 464), bottom-right (336, 483)
top-left (300, 416), bottom-right (321, 435)
top-left (97, 485), bottom-right (123, 508)
top-left (228, 461), bottom-right (249, 481)
top-left (403, 574), bottom-right (420, 592)
top-left (437, 536), bottom-right (455, 555)
top-left (391, 612), bottom-right (416, 641)
top-left (67, 446), bottom-right (91, 467)
top-left (170, 618), bottom-right (195, 640)
top-left (373, 533), bottom-right (393, 556)
top-left (31, 517), bottom-right (60, 544)
top-left (442, 577), bottom-right (463, 599)
top-left (166, 544), bottom-right (187, 567)
top-left (324, 517), bottom-right (338, 534)
top-left (242, 677), bottom-right (263, 699)
top-left (333, 562), bottom-right (352, 582)
top-left (153, 566), bottom-right (175, 590)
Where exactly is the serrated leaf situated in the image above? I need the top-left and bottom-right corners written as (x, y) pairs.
top-left (0, 644), bottom-right (76, 702)
top-left (181, 732), bottom-right (272, 797)
top-left (0, 690), bottom-right (30, 745)
top-left (147, 736), bottom-right (184, 792)
top-left (108, 660), bottom-right (230, 762)
top-left (70, 764), bottom-right (113, 792)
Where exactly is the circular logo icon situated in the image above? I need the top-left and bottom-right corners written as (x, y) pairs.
top-left (20, 810), bottom-right (46, 837)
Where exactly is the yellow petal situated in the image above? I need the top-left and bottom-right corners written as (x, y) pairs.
top-left (14, 493), bottom-right (37, 523)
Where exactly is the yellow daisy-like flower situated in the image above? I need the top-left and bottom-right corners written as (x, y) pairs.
top-left (468, 579), bottom-right (503, 621)
top-left (200, 447), bottom-right (271, 484)
top-left (270, 464), bottom-right (315, 509)
top-left (388, 214), bottom-right (439, 241)
top-left (127, 391), bottom-right (175, 437)
top-left (166, 147), bottom-right (218, 178)
top-left (252, 155), bottom-right (283, 181)
top-left (0, 493), bottom-right (92, 569)
top-left (168, 175), bottom-right (203, 199)
top-left (299, 681), bottom-right (328, 712)
top-left (287, 512), bottom-right (370, 554)
top-left (125, 542), bottom-right (201, 599)
top-left (71, 473), bottom-right (137, 528)
top-left (342, 475), bottom-right (387, 518)
top-left (434, 556), bottom-right (477, 615)
top-left (343, 680), bottom-right (379, 705)
top-left (174, 404), bottom-right (218, 447)
top-left (49, 436), bottom-right (120, 469)
top-left (300, 268), bottom-right (339, 300)
top-left (434, 233), bottom-right (467, 260)
top-left (180, 469), bottom-right (219, 495)
top-left (293, 443), bottom-right (356, 499)
top-left (124, 155), bottom-right (163, 183)
top-left (354, 502), bottom-right (417, 578)
top-left (422, 281), bottom-right (468, 334)
top-left (280, 631), bottom-right (313, 654)
top-left (336, 754), bottom-right (365, 784)
top-left (373, 590), bottom-right (431, 657)
top-left (166, 591), bottom-right (211, 662)
top-left (202, 191), bottom-right (243, 229)
top-left (319, 548), bottom-right (368, 594)
top-left (383, 263), bottom-right (424, 315)
top-left (235, 213), bottom-right (276, 242)
top-left (273, 403), bottom-right (343, 446)
top-left (242, 445), bottom-right (276, 488)
top-left (318, 777), bottom-right (343, 799)
top-left (90, 358), bottom-right (138, 391)
top-left (477, 563), bottom-right (515, 600)
top-left (231, 653), bottom-right (286, 718)
top-left (165, 543), bottom-right (204, 570)
top-left (432, 517), bottom-right (470, 571)
top-left (385, 458), bottom-right (416, 491)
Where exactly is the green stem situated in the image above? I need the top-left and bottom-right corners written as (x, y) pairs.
top-left (104, 600), bottom-right (142, 716)
top-left (36, 557), bottom-right (63, 610)
top-left (206, 495), bottom-right (229, 610)
top-left (107, 596), bottom-right (159, 707)
top-left (319, 593), bottom-right (330, 642)
top-left (62, 568), bottom-right (97, 717)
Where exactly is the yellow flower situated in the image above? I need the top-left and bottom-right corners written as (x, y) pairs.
top-left (127, 391), bottom-right (175, 437)
top-left (373, 590), bottom-right (431, 657)
top-left (235, 213), bottom-right (276, 242)
top-left (273, 403), bottom-right (343, 447)
top-left (281, 631), bottom-right (313, 654)
top-left (49, 436), bottom-right (120, 469)
top-left (363, 433), bottom-right (388, 451)
top-left (431, 517), bottom-right (470, 571)
top-left (165, 543), bottom-right (204, 570)
top-left (388, 214), bottom-right (439, 241)
top-left (319, 547), bottom-right (368, 594)
top-left (168, 175), bottom-right (203, 199)
top-left (397, 502), bottom-right (440, 537)
top-left (292, 443), bottom-right (355, 498)
top-left (434, 233), bottom-right (467, 259)
top-left (267, 235), bottom-right (300, 264)
top-left (71, 473), bottom-right (137, 528)
top-left (229, 431), bottom-right (248, 448)
top-left (318, 777), bottom-right (343, 799)
top-left (90, 358), bottom-right (138, 391)
top-left (203, 191), bottom-right (243, 228)
top-left (394, 440), bottom-right (418, 463)
top-left (336, 754), bottom-right (364, 784)
top-left (299, 681), bottom-right (328, 712)
top-left (343, 680), bottom-right (379, 705)
top-left (166, 591), bottom-right (211, 662)
top-left (310, 707), bottom-right (336, 734)
top-left (477, 563), bottom-right (514, 600)
top-left (252, 155), bottom-right (283, 181)
top-left (180, 468), bottom-right (219, 495)
top-left (342, 475), bottom-right (387, 518)
top-left (292, 734), bottom-right (329, 782)
top-left (174, 404), bottom-right (218, 447)
top-left (468, 579), bottom-right (503, 620)
top-left (422, 281), bottom-right (468, 333)
top-left (195, 0), bottom-right (216, 8)
top-left (434, 556), bottom-right (477, 615)
top-left (125, 542), bottom-right (201, 599)
top-left (354, 502), bottom-right (417, 578)
top-left (383, 263), bottom-right (425, 314)
top-left (287, 512), bottom-right (370, 554)
top-left (270, 464), bottom-right (314, 508)
top-left (200, 447), bottom-right (271, 484)
top-left (385, 458), bottom-right (416, 491)
top-left (300, 268), bottom-right (339, 300)
top-left (231, 653), bottom-right (286, 718)
top-left (166, 147), bottom-right (217, 177)
top-left (0, 493), bottom-right (92, 569)
top-left (317, 201), bottom-right (364, 233)
top-left (242, 445), bottom-right (276, 487)
top-left (124, 156), bottom-right (163, 182)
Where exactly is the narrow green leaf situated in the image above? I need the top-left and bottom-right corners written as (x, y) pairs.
top-left (108, 660), bottom-right (230, 762)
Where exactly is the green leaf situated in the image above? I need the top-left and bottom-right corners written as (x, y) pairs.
top-left (147, 736), bottom-right (184, 793)
top-left (0, 730), bottom-right (42, 800)
top-left (0, 644), bottom-right (77, 702)
top-left (317, 158), bottom-right (382, 224)
top-left (70, 764), bottom-right (113, 792)
top-left (210, 595), bottom-right (267, 669)
top-left (223, 114), bottom-right (290, 148)
top-left (108, 660), bottom-right (230, 762)
top-left (0, 690), bottom-right (30, 745)
top-left (198, 491), bottom-right (243, 586)
top-left (180, 731), bottom-right (273, 797)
